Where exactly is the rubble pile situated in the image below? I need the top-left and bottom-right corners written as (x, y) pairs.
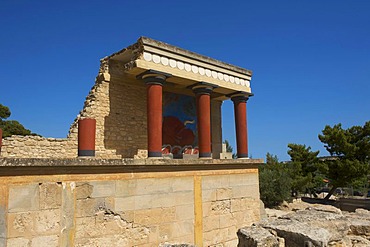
top-left (238, 201), bottom-right (370, 247)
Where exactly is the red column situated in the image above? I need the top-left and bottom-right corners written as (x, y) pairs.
top-left (137, 70), bottom-right (171, 158)
top-left (193, 86), bottom-right (213, 158)
top-left (146, 81), bottom-right (164, 157)
top-left (78, 118), bottom-right (96, 157)
top-left (231, 94), bottom-right (251, 158)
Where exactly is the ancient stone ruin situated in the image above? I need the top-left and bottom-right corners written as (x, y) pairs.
top-left (238, 202), bottom-right (370, 247)
top-left (0, 37), bottom-right (262, 246)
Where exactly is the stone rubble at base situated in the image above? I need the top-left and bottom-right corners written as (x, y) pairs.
top-left (238, 201), bottom-right (370, 247)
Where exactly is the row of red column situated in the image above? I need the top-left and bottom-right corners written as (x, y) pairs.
top-left (137, 70), bottom-right (252, 159)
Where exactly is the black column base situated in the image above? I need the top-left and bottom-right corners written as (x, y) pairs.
top-left (78, 150), bottom-right (95, 157)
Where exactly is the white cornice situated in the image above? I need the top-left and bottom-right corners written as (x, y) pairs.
top-left (141, 51), bottom-right (251, 88)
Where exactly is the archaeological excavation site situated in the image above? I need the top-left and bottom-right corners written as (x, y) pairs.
top-left (0, 37), bottom-right (264, 246)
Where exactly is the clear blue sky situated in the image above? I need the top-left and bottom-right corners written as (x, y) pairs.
top-left (1, 1), bottom-right (369, 161)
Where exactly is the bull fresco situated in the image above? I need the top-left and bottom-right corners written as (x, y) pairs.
top-left (162, 92), bottom-right (198, 158)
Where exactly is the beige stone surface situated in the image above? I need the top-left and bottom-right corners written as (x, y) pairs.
top-left (34, 209), bottom-right (60, 234)
top-left (90, 181), bottom-right (116, 198)
top-left (76, 197), bottom-right (114, 217)
top-left (1, 162), bottom-right (260, 246)
top-left (39, 182), bottom-right (62, 209)
top-left (8, 212), bottom-right (35, 238)
top-left (31, 235), bottom-right (59, 247)
top-left (8, 184), bottom-right (39, 213)
top-left (7, 237), bottom-right (30, 246)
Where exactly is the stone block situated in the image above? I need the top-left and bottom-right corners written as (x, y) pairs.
top-left (202, 175), bottom-right (229, 190)
top-left (203, 215), bottom-right (220, 232)
top-left (76, 197), bottom-right (114, 217)
top-left (229, 173), bottom-right (258, 186)
top-left (220, 152), bottom-right (233, 159)
top-left (171, 177), bottom-right (193, 192)
top-left (159, 223), bottom-right (172, 242)
top-left (7, 237), bottom-right (30, 246)
top-left (171, 220), bottom-right (194, 238)
top-left (8, 184), bottom-right (39, 212)
top-left (202, 189), bottom-right (217, 202)
top-left (237, 226), bottom-right (280, 247)
top-left (116, 179), bottom-right (137, 197)
top-left (203, 229), bottom-right (220, 246)
top-left (8, 212), bottom-right (35, 238)
top-left (232, 185), bottom-right (259, 199)
top-left (90, 181), bottom-right (116, 198)
top-left (75, 235), bottom-right (130, 247)
top-left (216, 188), bottom-right (232, 201)
top-left (134, 207), bottom-right (176, 225)
top-left (226, 225), bottom-right (238, 242)
top-left (35, 209), bottom-right (60, 234)
top-left (209, 200), bottom-right (231, 215)
top-left (135, 178), bottom-right (172, 195)
top-left (60, 182), bottom-right (76, 247)
top-left (175, 204), bottom-right (194, 221)
top-left (135, 193), bottom-right (175, 210)
top-left (202, 201), bottom-right (213, 217)
top-left (0, 207), bottom-right (5, 239)
top-left (220, 213), bottom-right (237, 228)
top-left (174, 191), bottom-right (193, 206)
top-left (75, 217), bottom-right (98, 238)
top-left (39, 182), bottom-right (62, 209)
top-left (75, 183), bottom-right (93, 199)
top-left (115, 196), bottom-right (135, 211)
top-left (31, 235), bottom-right (59, 247)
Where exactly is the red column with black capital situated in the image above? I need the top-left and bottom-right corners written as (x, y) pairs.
top-left (231, 94), bottom-right (251, 158)
top-left (137, 70), bottom-right (171, 158)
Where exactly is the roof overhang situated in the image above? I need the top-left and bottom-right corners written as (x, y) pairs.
top-left (100, 37), bottom-right (253, 99)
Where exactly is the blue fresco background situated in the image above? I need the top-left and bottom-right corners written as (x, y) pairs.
top-left (163, 92), bottom-right (198, 146)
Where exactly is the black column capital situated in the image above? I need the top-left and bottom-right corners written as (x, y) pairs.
top-left (136, 69), bottom-right (172, 86)
top-left (190, 82), bottom-right (218, 95)
top-left (230, 92), bottom-right (254, 103)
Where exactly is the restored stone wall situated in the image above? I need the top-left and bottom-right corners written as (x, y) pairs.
top-left (0, 71), bottom-right (224, 159)
top-left (0, 136), bottom-right (77, 158)
top-left (0, 158), bottom-right (262, 246)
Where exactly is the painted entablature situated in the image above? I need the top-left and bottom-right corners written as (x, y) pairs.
top-left (102, 37), bottom-right (252, 99)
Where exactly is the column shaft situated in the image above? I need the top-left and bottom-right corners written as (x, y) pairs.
top-left (235, 101), bottom-right (248, 157)
top-left (194, 87), bottom-right (213, 158)
top-left (137, 70), bottom-right (171, 158)
top-left (232, 95), bottom-right (250, 158)
top-left (146, 83), bottom-right (163, 157)
top-left (78, 118), bottom-right (96, 157)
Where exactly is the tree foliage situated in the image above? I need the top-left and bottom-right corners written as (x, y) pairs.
top-left (318, 121), bottom-right (370, 199)
top-left (224, 140), bottom-right (233, 153)
top-left (0, 104), bottom-right (35, 137)
top-left (286, 144), bottom-right (324, 195)
top-left (223, 140), bottom-right (237, 159)
top-left (0, 104), bottom-right (11, 119)
top-left (259, 121), bottom-right (370, 207)
top-left (259, 153), bottom-right (292, 208)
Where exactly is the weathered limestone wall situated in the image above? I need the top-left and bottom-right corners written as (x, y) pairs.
top-left (0, 136), bottom-right (77, 158)
top-left (0, 158), bottom-right (262, 246)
